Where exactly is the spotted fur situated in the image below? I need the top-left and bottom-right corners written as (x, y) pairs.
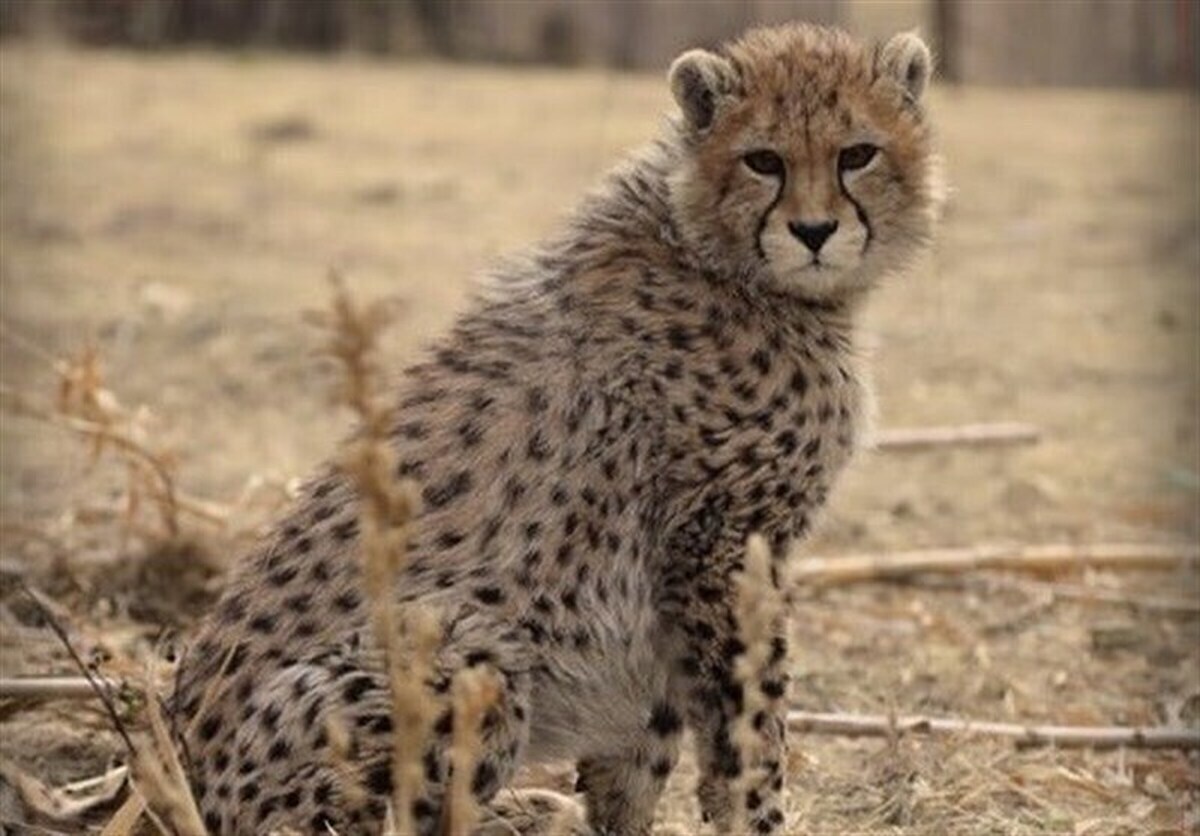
top-left (175, 23), bottom-right (940, 835)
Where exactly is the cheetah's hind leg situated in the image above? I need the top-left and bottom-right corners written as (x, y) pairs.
top-left (475, 788), bottom-right (594, 836)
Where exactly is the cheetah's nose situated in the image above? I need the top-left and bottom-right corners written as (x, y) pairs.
top-left (788, 220), bottom-right (839, 254)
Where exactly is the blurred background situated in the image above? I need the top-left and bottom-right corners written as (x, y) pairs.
top-left (0, 0), bottom-right (1197, 86)
top-left (0, 1), bottom-right (1198, 833)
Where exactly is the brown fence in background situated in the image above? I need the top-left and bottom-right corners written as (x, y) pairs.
top-left (0, 0), bottom-right (1195, 88)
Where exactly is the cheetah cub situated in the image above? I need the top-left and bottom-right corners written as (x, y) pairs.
top-left (176, 22), bottom-right (939, 836)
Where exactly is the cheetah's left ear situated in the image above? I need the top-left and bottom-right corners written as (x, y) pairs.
top-left (876, 31), bottom-right (932, 101)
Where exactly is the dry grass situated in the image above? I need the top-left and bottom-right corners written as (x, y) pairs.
top-left (312, 276), bottom-right (501, 835)
top-left (0, 44), bottom-right (1197, 835)
top-left (309, 273), bottom-right (427, 831)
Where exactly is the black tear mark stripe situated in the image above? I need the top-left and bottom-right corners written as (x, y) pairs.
top-left (753, 168), bottom-right (788, 259)
top-left (838, 175), bottom-right (872, 254)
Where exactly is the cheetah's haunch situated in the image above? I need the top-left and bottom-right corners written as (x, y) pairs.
top-left (176, 22), bottom-right (940, 835)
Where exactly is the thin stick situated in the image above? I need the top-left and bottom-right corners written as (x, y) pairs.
top-left (986, 576), bottom-right (1200, 615)
top-left (0, 676), bottom-right (121, 701)
top-left (793, 542), bottom-right (1200, 587)
top-left (874, 422), bottom-right (1040, 451)
top-left (787, 711), bottom-right (1200, 750)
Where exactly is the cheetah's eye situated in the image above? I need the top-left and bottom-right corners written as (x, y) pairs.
top-left (742, 150), bottom-right (785, 177)
top-left (837, 143), bottom-right (879, 172)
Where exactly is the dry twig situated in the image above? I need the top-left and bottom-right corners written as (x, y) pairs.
top-left (787, 711), bottom-right (1200, 750)
top-left (874, 422), bottom-right (1040, 451)
top-left (0, 676), bottom-right (122, 701)
top-left (793, 542), bottom-right (1199, 587)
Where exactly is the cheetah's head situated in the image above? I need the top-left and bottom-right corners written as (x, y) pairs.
top-left (667, 24), bottom-right (942, 301)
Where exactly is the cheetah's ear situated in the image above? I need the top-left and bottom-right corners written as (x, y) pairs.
top-left (668, 49), bottom-right (737, 131)
top-left (877, 31), bottom-right (932, 101)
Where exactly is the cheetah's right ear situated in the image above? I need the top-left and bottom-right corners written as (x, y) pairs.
top-left (668, 49), bottom-right (737, 131)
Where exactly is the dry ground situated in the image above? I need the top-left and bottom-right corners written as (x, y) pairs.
top-left (0, 44), bottom-right (1198, 834)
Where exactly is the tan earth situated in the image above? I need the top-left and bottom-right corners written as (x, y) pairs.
top-left (0, 44), bottom-right (1197, 834)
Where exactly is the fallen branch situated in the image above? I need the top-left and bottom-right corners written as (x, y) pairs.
top-left (793, 542), bottom-right (1200, 587)
top-left (874, 422), bottom-right (1040, 451)
top-left (0, 676), bottom-right (122, 701)
top-left (787, 711), bottom-right (1200, 750)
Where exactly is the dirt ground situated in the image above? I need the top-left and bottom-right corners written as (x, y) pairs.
top-left (0, 44), bottom-right (1197, 835)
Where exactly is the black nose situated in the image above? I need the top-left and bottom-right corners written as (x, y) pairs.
top-left (788, 220), bottom-right (839, 253)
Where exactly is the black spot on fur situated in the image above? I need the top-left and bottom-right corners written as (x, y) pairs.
top-left (472, 761), bottom-right (498, 796)
top-left (525, 387), bottom-right (549, 413)
top-left (648, 702), bottom-right (683, 736)
top-left (473, 586), bottom-right (505, 605)
top-left (334, 590), bottom-right (361, 612)
top-left (457, 419), bottom-right (484, 447)
top-left (526, 431), bottom-right (551, 461)
top-left (313, 781), bottom-right (333, 805)
top-left (666, 324), bottom-right (692, 350)
top-left (436, 530), bottom-right (465, 550)
top-left (343, 675), bottom-right (374, 704)
top-left (760, 679), bottom-right (787, 700)
top-left (465, 649), bottom-right (494, 667)
top-left (268, 566), bottom-right (298, 587)
top-left (366, 763), bottom-right (393, 795)
top-left (248, 614), bottom-right (276, 634)
top-left (198, 714), bottom-right (221, 742)
top-left (424, 470), bottom-right (473, 509)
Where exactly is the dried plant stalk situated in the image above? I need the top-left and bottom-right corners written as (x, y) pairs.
top-left (326, 713), bottom-right (368, 811)
top-left (786, 711), bottom-right (1200, 750)
top-left (386, 608), bottom-right (442, 835)
top-left (729, 534), bottom-right (789, 830)
top-left (312, 274), bottom-right (436, 834)
top-left (445, 666), bottom-right (502, 835)
top-left (128, 690), bottom-right (208, 836)
top-left (793, 542), bottom-right (1200, 587)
